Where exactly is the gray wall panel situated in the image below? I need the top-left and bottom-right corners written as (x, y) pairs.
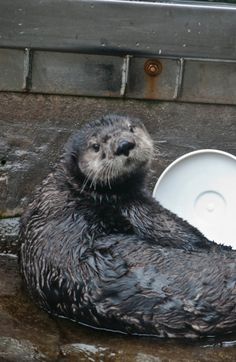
top-left (181, 60), bottom-right (236, 104)
top-left (126, 58), bottom-right (180, 100)
top-left (32, 52), bottom-right (123, 97)
top-left (0, 49), bottom-right (24, 91)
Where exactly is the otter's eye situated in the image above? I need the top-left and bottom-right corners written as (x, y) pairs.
top-left (128, 125), bottom-right (134, 133)
top-left (92, 143), bottom-right (100, 152)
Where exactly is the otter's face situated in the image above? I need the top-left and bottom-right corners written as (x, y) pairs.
top-left (72, 116), bottom-right (154, 188)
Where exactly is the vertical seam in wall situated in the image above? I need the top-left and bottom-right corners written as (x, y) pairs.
top-left (22, 48), bottom-right (33, 91)
top-left (120, 55), bottom-right (131, 97)
top-left (173, 57), bottom-right (185, 100)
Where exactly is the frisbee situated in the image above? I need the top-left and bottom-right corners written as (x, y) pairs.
top-left (153, 150), bottom-right (236, 249)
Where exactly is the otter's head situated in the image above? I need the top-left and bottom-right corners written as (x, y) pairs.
top-left (65, 115), bottom-right (154, 191)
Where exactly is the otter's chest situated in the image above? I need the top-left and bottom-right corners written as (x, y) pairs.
top-left (94, 206), bottom-right (133, 234)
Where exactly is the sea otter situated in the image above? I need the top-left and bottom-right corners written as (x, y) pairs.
top-left (19, 115), bottom-right (236, 338)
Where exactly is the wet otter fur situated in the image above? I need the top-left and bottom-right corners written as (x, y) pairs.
top-left (19, 115), bottom-right (236, 338)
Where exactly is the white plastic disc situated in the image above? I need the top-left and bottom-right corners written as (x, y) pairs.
top-left (153, 150), bottom-right (236, 249)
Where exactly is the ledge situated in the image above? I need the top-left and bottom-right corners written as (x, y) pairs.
top-left (0, 0), bottom-right (236, 59)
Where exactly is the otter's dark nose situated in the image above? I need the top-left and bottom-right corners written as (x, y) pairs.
top-left (116, 140), bottom-right (135, 156)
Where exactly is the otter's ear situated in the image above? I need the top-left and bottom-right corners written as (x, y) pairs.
top-left (70, 150), bottom-right (78, 163)
top-left (64, 134), bottom-right (80, 163)
top-left (64, 149), bottom-right (81, 179)
top-left (69, 149), bottom-right (81, 175)
top-left (63, 138), bottom-right (80, 173)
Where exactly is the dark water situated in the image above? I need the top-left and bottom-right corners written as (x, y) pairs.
top-left (0, 254), bottom-right (236, 362)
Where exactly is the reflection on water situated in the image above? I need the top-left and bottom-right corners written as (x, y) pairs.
top-left (0, 254), bottom-right (235, 361)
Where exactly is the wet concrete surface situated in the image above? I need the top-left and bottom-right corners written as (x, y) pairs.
top-left (0, 218), bottom-right (20, 255)
top-left (0, 253), bottom-right (236, 362)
